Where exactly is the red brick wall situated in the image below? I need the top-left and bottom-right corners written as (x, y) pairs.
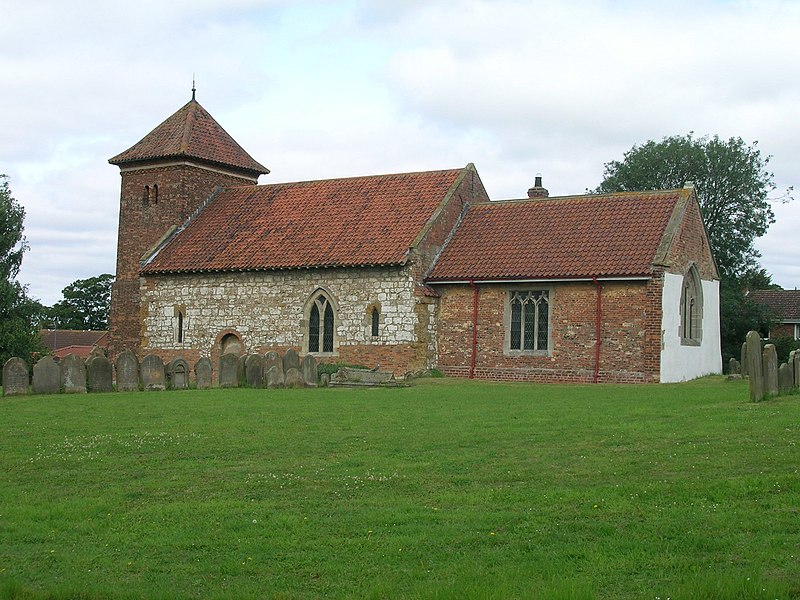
top-left (665, 196), bottom-right (718, 279)
top-left (109, 163), bottom-right (256, 357)
top-left (436, 278), bottom-right (663, 383)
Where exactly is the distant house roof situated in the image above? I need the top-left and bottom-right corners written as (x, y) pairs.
top-left (426, 189), bottom-right (689, 282)
top-left (141, 167), bottom-right (470, 274)
top-left (749, 290), bottom-right (800, 322)
top-left (109, 98), bottom-right (269, 177)
top-left (41, 330), bottom-right (109, 354)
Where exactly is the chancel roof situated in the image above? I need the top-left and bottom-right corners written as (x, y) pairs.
top-left (426, 189), bottom-right (690, 282)
top-left (109, 98), bottom-right (268, 176)
top-left (141, 167), bottom-right (468, 274)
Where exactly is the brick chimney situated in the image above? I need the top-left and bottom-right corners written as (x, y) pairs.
top-left (527, 173), bottom-right (549, 198)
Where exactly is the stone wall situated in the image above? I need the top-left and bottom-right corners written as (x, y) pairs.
top-left (435, 279), bottom-right (663, 383)
top-left (140, 265), bottom-right (434, 377)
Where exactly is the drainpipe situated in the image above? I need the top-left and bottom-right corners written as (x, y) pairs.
top-left (593, 276), bottom-right (602, 384)
top-left (469, 279), bottom-right (479, 379)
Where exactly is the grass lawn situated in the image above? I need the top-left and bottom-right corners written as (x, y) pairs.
top-left (0, 377), bottom-right (798, 599)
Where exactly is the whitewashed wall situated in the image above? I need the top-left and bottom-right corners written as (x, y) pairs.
top-left (660, 272), bottom-right (722, 382)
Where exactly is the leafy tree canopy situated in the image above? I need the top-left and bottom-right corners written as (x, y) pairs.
top-left (46, 273), bottom-right (114, 331)
top-left (596, 133), bottom-right (792, 281)
top-left (0, 174), bottom-right (45, 366)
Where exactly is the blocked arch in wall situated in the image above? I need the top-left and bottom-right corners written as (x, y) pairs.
top-left (217, 330), bottom-right (245, 356)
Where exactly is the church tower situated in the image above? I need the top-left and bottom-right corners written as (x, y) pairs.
top-left (108, 91), bottom-right (269, 357)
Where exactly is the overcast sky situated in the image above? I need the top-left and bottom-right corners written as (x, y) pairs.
top-left (2, 0), bottom-right (798, 306)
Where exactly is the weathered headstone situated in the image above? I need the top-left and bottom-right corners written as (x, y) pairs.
top-left (115, 351), bottom-right (140, 392)
top-left (86, 355), bottom-right (113, 393)
top-left (3, 357), bottom-right (28, 396)
top-left (167, 357), bottom-right (189, 390)
top-left (60, 354), bottom-right (87, 394)
top-left (283, 349), bottom-right (300, 374)
top-left (745, 331), bottom-right (763, 402)
top-left (265, 365), bottom-right (285, 388)
top-left (219, 353), bottom-right (239, 388)
top-left (245, 354), bottom-right (265, 388)
top-left (728, 357), bottom-right (740, 375)
top-left (141, 354), bottom-right (166, 391)
top-left (762, 344), bottom-right (779, 398)
top-left (194, 357), bottom-right (212, 390)
top-left (319, 372), bottom-right (330, 387)
top-left (792, 351), bottom-right (800, 390)
top-left (284, 367), bottom-right (305, 388)
top-left (301, 354), bottom-right (318, 386)
top-left (778, 363), bottom-right (793, 395)
top-left (741, 341), bottom-right (748, 377)
top-left (33, 356), bottom-right (61, 395)
top-left (238, 355), bottom-right (247, 386)
top-left (263, 352), bottom-right (283, 384)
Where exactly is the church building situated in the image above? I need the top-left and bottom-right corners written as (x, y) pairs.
top-left (108, 94), bottom-right (721, 383)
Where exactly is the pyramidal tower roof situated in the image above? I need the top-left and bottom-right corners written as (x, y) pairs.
top-left (109, 94), bottom-right (269, 176)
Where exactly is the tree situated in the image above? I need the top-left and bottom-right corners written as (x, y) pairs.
top-left (46, 273), bottom-right (114, 330)
top-left (596, 133), bottom-right (791, 280)
top-left (0, 174), bottom-right (45, 366)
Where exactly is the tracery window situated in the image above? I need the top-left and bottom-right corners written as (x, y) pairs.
top-left (507, 290), bottom-right (549, 353)
top-left (680, 265), bottom-right (703, 345)
top-left (308, 292), bottom-right (335, 353)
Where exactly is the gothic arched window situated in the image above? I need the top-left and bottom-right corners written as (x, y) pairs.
top-left (680, 265), bottom-right (703, 345)
top-left (308, 292), bottom-right (336, 353)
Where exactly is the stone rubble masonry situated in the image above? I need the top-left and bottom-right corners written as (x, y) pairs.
top-left (140, 265), bottom-right (434, 378)
top-left (110, 163), bottom-right (257, 358)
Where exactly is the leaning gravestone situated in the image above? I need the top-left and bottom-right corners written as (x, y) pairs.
top-left (740, 342), bottom-right (748, 377)
top-left (33, 356), bottom-right (61, 395)
top-left (745, 331), bottom-right (763, 403)
top-left (219, 353), bottom-right (239, 388)
top-left (778, 363), bottom-right (793, 395)
top-left (265, 365), bottom-right (285, 388)
top-left (194, 357), bottom-right (212, 390)
top-left (60, 354), bottom-right (87, 394)
top-left (284, 367), bottom-right (305, 389)
top-left (301, 354), bottom-right (318, 386)
top-left (264, 352), bottom-right (283, 382)
top-left (245, 354), bottom-right (265, 388)
top-left (141, 354), bottom-right (166, 391)
top-left (283, 349), bottom-right (300, 374)
top-left (3, 357), bottom-right (29, 396)
top-left (728, 357), bottom-right (740, 375)
top-left (115, 351), bottom-right (140, 392)
top-left (167, 357), bottom-right (190, 390)
top-left (86, 355), bottom-right (113, 393)
top-left (762, 344), bottom-right (779, 398)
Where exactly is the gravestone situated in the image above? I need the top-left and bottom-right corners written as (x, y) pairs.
top-left (264, 352), bottom-right (283, 384)
top-left (745, 331), bottom-right (763, 402)
top-left (194, 357), bottom-right (212, 390)
top-left (283, 349), bottom-right (300, 374)
top-left (762, 344), bottom-right (779, 398)
top-left (33, 356), bottom-right (61, 395)
top-left (331, 367), bottom-right (395, 385)
top-left (301, 354), bottom-right (318, 386)
top-left (728, 357), bottom-right (740, 375)
top-left (141, 354), bottom-right (166, 391)
top-left (792, 351), bottom-right (800, 390)
top-left (319, 372), bottom-right (330, 387)
top-left (219, 353), bottom-right (239, 388)
top-left (245, 354), bottom-right (265, 388)
top-left (238, 355), bottom-right (247, 386)
top-left (778, 363), bottom-right (793, 395)
top-left (60, 354), bottom-right (87, 394)
top-left (167, 357), bottom-right (190, 390)
top-left (3, 358), bottom-right (28, 396)
top-left (265, 365), bottom-right (285, 388)
top-left (284, 367), bottom-right (305, 388)
top-left (86, 355), bottom-right (113, 393)
top-left (740, 342), bottom-right (748, 377)
top-left (115, 351), bottom-right (140, 392)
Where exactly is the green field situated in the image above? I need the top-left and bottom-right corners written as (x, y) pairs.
top-left (1, 378), bottom-right (798, 599)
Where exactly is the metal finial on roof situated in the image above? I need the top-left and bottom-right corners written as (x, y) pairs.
top-left (191, 74), bottom-right (196, 101)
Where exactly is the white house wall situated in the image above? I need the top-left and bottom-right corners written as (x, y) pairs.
top-left (660, 272), bottom-right (722, 382)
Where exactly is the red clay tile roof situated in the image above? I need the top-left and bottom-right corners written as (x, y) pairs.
top-left (750, 290), bottom-right (800, 321)
top-left (109, 99), bottom-right (268, 176)
top-left (427, 190), bottom-right (686, 281)
top-left (142, 168), bottom-right (467, 273)
top-left (40, 330), bottom-right (109, 353)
